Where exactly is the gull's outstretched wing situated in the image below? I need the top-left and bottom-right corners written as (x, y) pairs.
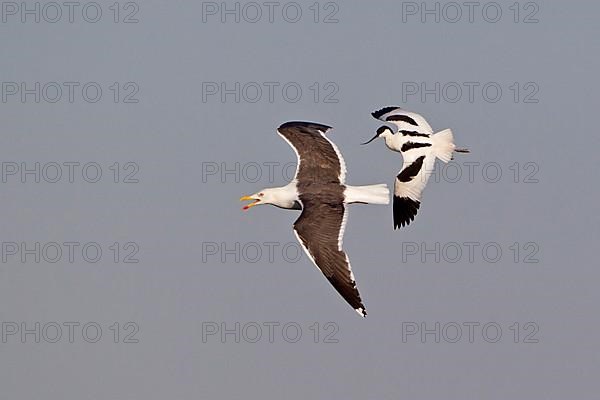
top-left (293, 197), bottom-right (367, 317)
top-left (277, 121), bottom-right (347, 184)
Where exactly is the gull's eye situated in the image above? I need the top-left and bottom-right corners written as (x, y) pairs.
top-left (259, 193), bottom-right (264, 197)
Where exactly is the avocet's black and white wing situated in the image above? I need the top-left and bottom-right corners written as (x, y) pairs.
top-left (276, 122), bottom-right (366, 317)
top-left (372, 106), bottom-right (433, 135)
top-left (393, 148), bottom-right (437, 229)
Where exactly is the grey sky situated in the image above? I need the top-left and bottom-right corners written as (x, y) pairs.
top-left (1, 1), bottom-right (599, 399)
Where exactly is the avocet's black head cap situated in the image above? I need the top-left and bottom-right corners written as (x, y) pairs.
top-left (362, 126), bottom-right (393, 145)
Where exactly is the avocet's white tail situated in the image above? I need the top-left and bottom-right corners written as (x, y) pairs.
top-left (431, 128), bottom-right (470, 163)
top-left (431, 128), bottom-right (456, 163)
top-left (345, 184), bottom-right (390, 205)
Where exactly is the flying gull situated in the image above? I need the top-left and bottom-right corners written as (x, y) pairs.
top-left (240, 121), bottom-right (389, 317)
top-left (363, 106), bottom-right (469, 229)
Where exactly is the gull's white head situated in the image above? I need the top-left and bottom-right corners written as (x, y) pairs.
top-left (362, 125), bottom-right (395, 145)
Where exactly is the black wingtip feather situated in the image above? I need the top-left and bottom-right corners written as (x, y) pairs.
top-left (393, 196), bottom-right (420, 229)
top-left (371, 106), bottom-right (401, 120)
top-left (278, 121), bottom-right (332, 132)
top-left (325, 276), bottom-right (367, 317)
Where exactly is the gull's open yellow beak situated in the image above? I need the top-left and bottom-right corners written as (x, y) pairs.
top-left (240, 195), bottom-right (259, 211)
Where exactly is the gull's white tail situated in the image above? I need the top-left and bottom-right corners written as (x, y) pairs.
top-left (345, 184), bottom-right (390, 205)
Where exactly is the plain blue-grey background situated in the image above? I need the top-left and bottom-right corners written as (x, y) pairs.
top-left (1, 1), bottom-right (598, 398)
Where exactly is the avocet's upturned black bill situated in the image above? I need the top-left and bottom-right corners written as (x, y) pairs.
top-left (368, 106), bottom-right (470, 230)
top-left (241, 121), bottom-right (390, 317)
top-left (361, 126), bottom-right (394, 145)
